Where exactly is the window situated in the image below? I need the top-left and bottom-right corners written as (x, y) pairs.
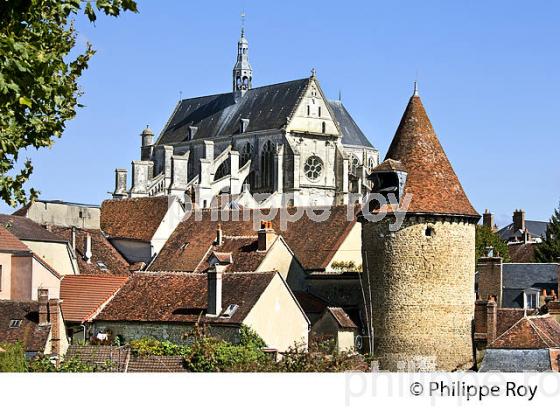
top-left (368, 157), bottom-right (376, 172)
top-left (9, 319), bottom-right (22, 328)
top-left (304, 156), bottom-right (324, 181)
top-left (260, 141), bottom-right (275, 190)
top-left (96, 261), bottom-right (108, 271)
top-left (307, 105), bottom-right (310, 116)
top-left (524, 291), bottom-right (539, 309)
top-left (240, 142), bottom-right (254, 166)
top-left (348, 154), bottom-right (360, 176)
top-left (222, 304), bottom-right (239, 318)
top-left (318, 106), bottom-right (322, 117)
top-left (425, 226), bottom-right (435, 237)
top-left (321, 121), bottom-right (326, 134)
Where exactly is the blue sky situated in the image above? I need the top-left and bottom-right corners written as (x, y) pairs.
top-left (4, 0), bottom-right (560, 227)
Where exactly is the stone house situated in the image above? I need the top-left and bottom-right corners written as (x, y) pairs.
top-left (311, 307), bottom-right (358, 352)
top-left (100, 196), bottom-right (185, 263)
top-left (110, 30), bottom-right (378, 209)
top-left (0, 288), bottom-right (68, 360)
top-left (0, 214), bottom-right (79, 276)
top-left (0, 226), bottom-right (62, 300)
top-left (92, 271), bottom-right (309, 352)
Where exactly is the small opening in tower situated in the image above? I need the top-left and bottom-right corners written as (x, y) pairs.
top-left (425, 226), bottom-right (434, 237)
top-left (321, 121), bottom-right (326, 133)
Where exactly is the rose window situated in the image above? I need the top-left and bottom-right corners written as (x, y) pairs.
top-left (304, 156), bottom-right (323, 181)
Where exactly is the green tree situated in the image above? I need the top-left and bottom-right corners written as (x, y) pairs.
top-left (535, 203), bottom-right (560, 262)
top-left (475, 225), bottom-right (510, 262)
top-left (0, 0), bottom-right (137, 206)
top-left (0, 342), bottom-right (28, 372)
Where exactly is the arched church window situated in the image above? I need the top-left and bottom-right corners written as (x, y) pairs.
top-left (304, 156), bottom-right (323, 181)
top-left (321, 121), bottom-right (326, 134)
top-left (348, 154), bottom-right (360, 176)
top-left (214, 160), bottom-right (230, 181)
top-left (260, 140), bottom-right (275, 190)
top-left (368, 157), bottom-right (376, 172)
top-left (240, 142), bottom-right (254, 167)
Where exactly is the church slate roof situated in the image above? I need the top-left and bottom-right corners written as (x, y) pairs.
top-left (155, 78), bottom-right (373, 148)
top-left (479, 349), bottom-right (552, 372)
top-left (381, 94), bottom-right (478, 217)
top-left (498, 220), bottom-right (549, 242)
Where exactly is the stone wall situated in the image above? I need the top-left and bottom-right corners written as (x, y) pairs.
top-left (362, 215), bottom-right (476, 371)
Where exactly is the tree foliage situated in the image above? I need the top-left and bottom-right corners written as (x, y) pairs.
top-left (535, 203), bottom-right (560, 262)
top-left (0, 0), bottom-right (137, 206)
top-left (475, 225), bottom-right (510, 262)
top-left (0, 342), bottom-right (28, 372)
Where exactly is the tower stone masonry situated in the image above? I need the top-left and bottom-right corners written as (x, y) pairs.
top-left (361, 89), bottom-right (480, 371)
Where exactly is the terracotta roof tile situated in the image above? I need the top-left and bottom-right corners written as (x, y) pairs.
top-left (327, 307), bottom-right (358, 329)
top-left (382, 95), bottom-right (478, 217)
top-left (60, 275), bottom-right (129, 323)
top-left (96, 271), bottom-right (276, 324)
top-left (101, 196), bottom-right (172, 242)
top-left (127, 355), bottom-right (186, 372)
top-left (51, 227), bottom-right (131, 276)
top-left (490, 315), bottom-right (560, 349)
top-left (64, 345), bottom-right (130, 371)
top-left (0, 226), bottom-right (30, 253)
top-left (151, 206), bottom-right (357, 271)
top-left (207, 237), bottom-right (267, 272)
top-left (0, 300), bottom-right (51, 352)
top-left (0, 214), bottom-right (66, 243)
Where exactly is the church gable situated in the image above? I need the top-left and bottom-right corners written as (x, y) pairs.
top-left (285, 77), bottom-right (340, 137)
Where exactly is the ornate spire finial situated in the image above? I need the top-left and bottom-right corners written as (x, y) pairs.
top-left (311, 68), bottom-right (316, 78)
top-left (413, 80), bottom-right (419, 97)
top-left (241, 11), bottom-right (245, 37)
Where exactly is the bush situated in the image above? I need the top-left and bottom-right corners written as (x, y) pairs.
top-left (0, 343), bottom-right (27, 372)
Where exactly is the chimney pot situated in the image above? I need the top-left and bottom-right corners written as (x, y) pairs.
top-left (38, 288), bottom-right (49, 326)
top-left (216, 223), bottom-right (223, 246)
top-left (258, 221), bottom-right (275, 252)
top-left (513, 209), bottom-right (526, 232)
top-left (207, 270), bottom-right (223, 316)
top-left (84, 233), bottom-right (92, 263)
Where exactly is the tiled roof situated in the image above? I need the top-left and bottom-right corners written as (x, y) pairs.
top-left (204, 237), bottom-right (267, 272)
top-left (60, 275), bottom-right (129, 323)
top-left (64, 345), bottom-right (186, 372)
top-left (502, 263), bottom-right (558, 290)
top-left (382, 95), bottom-right (478, 217)
top-left (150, 206), bottom-right (357, 271)
top-left (497, 308), bottom-right (528, 337)
top-left (51, 227), bottom-right (131, 276)
top-left (0, 225), bottom-right (30, 253)
top-left (127, 355), bottom-right (186, 372)
top-left (490, 315), bottom-right (560, 349)
top-left (0, 300), bottom-right (51, 352)
top-left (0, 214), bottom-right (66, 243)
top-left (293, 291), bottom-right (328, 315)
top-left (100, 196), bottom-right (171, 242)
top-left (64, 345), bottom-right (129, 372)
top-left (372, 158), bottom-right (406, 173)
top-left (508, 242), bottom-right (536, 263)
top-left (95, 271), bottom-right (276, 324)
top-left (479, 349), bottom-right (552, 372)
top-left (326, 307), bottom-right (358, 329)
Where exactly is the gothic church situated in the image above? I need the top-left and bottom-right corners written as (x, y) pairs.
top-left (112, 29), bottom-right (378, 207)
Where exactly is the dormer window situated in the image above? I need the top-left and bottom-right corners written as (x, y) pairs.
top-left (524, 289), bottom-right (540, 309)
top-left (9, 319), bottom-right (22, 328)
top-left (187, 126), bottom-right (198, 141)
top-left (240, 118), bottom-right (250, 133)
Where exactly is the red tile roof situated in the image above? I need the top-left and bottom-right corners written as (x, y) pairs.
top-left (490, 315), bottom-right (560, 349)
top-left (101, 196), bottom-right (172, 242)
top-left (0, 300), bottom-right (51, 352)
top-left (151, 206), bottom-right (357, 271)
top-left (382, 95), bottom-right (478, 217)
top-left (0, 225), bottom-right (30, 253)
top-left (51, 227), bottom-right (131, 276)
top-left (95, 271), bottom-right (276, 324)
top-left (127, 355), bottom-right (186, 372)
top-left (205, 237), bottom-right (267, 272)
top-left (326, 307), bottom-right (358, 329)
top-left (0, 214), bottom-right (66, 243)
top-left (60, 275), bottom-right (129, 323)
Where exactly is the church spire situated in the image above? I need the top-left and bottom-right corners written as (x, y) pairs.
top-left (233, 12), bottom-right (252, 99)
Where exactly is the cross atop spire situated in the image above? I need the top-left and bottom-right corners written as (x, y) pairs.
top-left (413, 81), bottom-right (419, 97)
top-left (241, 11), bottom-right (245, 37)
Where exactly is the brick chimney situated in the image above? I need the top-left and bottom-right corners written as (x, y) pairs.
top-left (48, 299), bottom-right (63, 358)
top-left (207, 269), bottom-right (223, 317)
top-left (477, 255), bottom-right (503, 307)
top-left (513, 209), bottom-right (526, 231)
top-left (258, 221), bottom-right (275, 252)
top-left (38, 288), bottom-right (49, 326)
top-left (486, 296), bottom-right (497, 344)
top-left (84, 233), bottom-right (92, 263)
top-left (215, 223), bottom-right (223, 246)
top-left (482, 209), bottom-right (495, 231)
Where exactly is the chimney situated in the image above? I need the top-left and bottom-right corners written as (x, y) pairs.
top-left (216, 223), bottom-right (223, 246)
top-left (38, 288), bottom-right (49, 326)
top-left (483, 209), bottom-right (495, 231)
top-left (477, 255), bottom-right (503, 307)
top-left (207, 269), bottom-right (223, 316)
top-left (48, 299), bottom-right (62, 359)
top-left (486, 296), bottom-right (497, 344)
top-left (84, 233), bottom-right (92, 263)
top-left (513, 209), bottom-right (526, 231)
top-left (258, 221), bottom-right (276, 252)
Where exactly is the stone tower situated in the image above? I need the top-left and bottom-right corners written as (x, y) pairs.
top-left (361, 87), bottom-right (480, 371)
top-left (232, 25), bottom-right (252, 99)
